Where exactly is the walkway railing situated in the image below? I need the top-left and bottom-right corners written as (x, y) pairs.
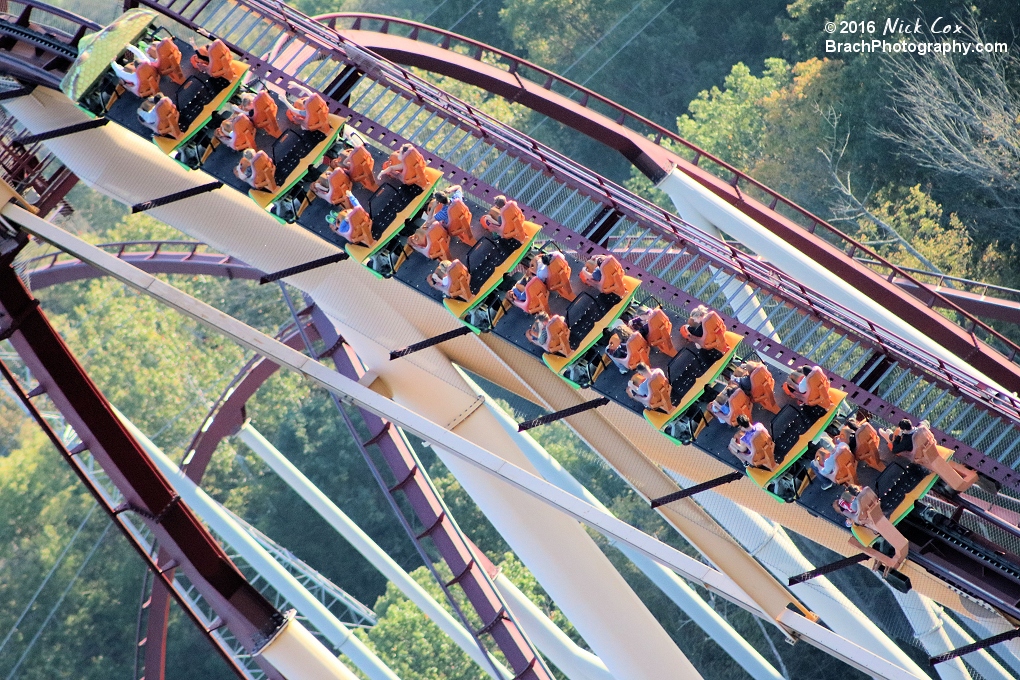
top-left (320, 12), bottom-right (1020, 374)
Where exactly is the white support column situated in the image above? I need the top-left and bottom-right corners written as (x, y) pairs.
top-left (235, 423), bottom-right (512, 680)
top-left (457, 368), bottom-right (782, 680)
top-left (492, 573), bottom-right (614, 680)
top-left (956, 614), bottom-right (1020, 676)
top-left (656, 169), bottom-right (1006, 392)
top-left (259, 613), bottom-right (361, 680)
top-left (889, 590), bottom-right (970, 680)
top-left (14, 208), bottom-right (926, 680)
top-left (658, 185), bottom-right (776, 337)
top-left (935, 601), bottom-right (1013, 680)
top-left (117, 414), bottom-right (402, 680)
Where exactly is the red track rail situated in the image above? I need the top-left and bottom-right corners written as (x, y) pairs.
top-left (0, 258), bottom-right (285, 663)
top-left (0, 111), bottom-right (77, 217)
top-left (23, 245), bottom-right (548, 679)
top-left (22, 240), bottom-right (260, 288)
top-left (0, 1), bottom-right (98, 87)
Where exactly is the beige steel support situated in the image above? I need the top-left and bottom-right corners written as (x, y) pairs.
top-left (476, 335), bottom-right (810, 625)
top-left (0, 88), bottom-right (760, 664)
top-left (0, 86), bottom-right (996, 639)
top-left (890, 590), bottom-right (971, 680)
top-left (258, 613), bottom-right (361, 680)
top-left (9, 208), bottom-right (927, 678)
top-left (470, 334), bottom-right (1008, 629)
top-left (930, 598), bottom-right (1013, 680)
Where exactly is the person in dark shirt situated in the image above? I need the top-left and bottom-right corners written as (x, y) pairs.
top-left (680, 305), bottom-right (708, 341)
top-left (884, 419), bottom-right (915, 455)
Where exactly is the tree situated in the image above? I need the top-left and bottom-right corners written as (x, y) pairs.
top-left (625, 57), bottom-right (847, 216)
top-left (849, 183), bottom-right (1008, 283)
top-left (675, 59), bottom-right (793, 170)
top-left (498, 0), bottom-right (635, 70)
top-left (878, 14), bottom-right (1020, 240)
top-left (355, 565), bottom-right (488, 680)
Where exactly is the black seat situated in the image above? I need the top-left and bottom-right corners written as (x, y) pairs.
top-left (361, 181), bottom-right (422, 238)
top-left (564, 293), bottom-right (602, 348)
top-left (364, 183), bottom-right (401, 238)
top-left (173, 75), bottom-right (213, 131)
top-left (698, 347), bottom-right (723, 369)
top-left (595, 290), bottom-right (622, 310)
top-left (666, 348), bottom-right (701, 404)
top-left (770, 405), bottom-right (807, 462)
top-left (801, 403), bottom-right (829, 426)
top-left (270, 126), bottom-right (328, 185)
top-left (465, 237), bottom-right (513, 294)
top-left (875, 460), bottom-right (929, 514)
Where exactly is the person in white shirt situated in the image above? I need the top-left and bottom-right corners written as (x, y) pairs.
top-left (111, 45), bottom-right (157, 97)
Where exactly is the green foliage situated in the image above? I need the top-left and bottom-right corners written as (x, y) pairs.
top-left (355, 565), bottom-right (486, 680)
top-left (0, 429), bottom-right (234, 679)
top-left (855, 184), bottom-right (1009, 284)
top-left (676, 59), bottom-right (793, 169)
top-left (499, 0), bottom-right (633, 69)
top-left (643, 57), bottom-right (846, 214)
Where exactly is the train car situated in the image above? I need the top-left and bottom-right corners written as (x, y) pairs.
top-left (61, 8), bottom-right (347, 225)
top-left (540, 279), bottom-right (641, 388)
top-left (442, 221), bottom-right (543, 332)
top-left (744, 389), bottom-right (848, 500)
top-left (63, 10), bottom-right (248, 161)
top-left (343, 165), bottom-right (443, 276)
top-left (642, 335), bottom-right (743, 438)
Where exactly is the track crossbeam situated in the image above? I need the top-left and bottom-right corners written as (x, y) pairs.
top-left (131, 181), bottom-right (223, 213)
top-left (788, 554), bottom-right (869, 586)
top-left (517, 397), bottom-right (610, 431)
top-left (930, 628), bottom-right (1020, 665)
top-left (389, 326), bottom-right (472, 359)
top-left (650, 472), bottom-right (744, 508)
top-left (18, 117), bottom-right (108, 144)
top-left (258, 252), bottom-right (349, 284)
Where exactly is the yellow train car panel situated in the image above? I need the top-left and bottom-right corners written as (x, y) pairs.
top-left (644, 331), bottom-right (743, 430)
top-left (248, 114), bottom-right (347, 209)
top-left (747, 388), bottom-right (849, 489)
top-left (444, 221), bottom-right (543, 319)
top-left (542, 275), bottom-right (642, 374)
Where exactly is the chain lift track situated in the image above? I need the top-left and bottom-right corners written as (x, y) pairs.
top-left (93, 0), bottom-right (1020, 495)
